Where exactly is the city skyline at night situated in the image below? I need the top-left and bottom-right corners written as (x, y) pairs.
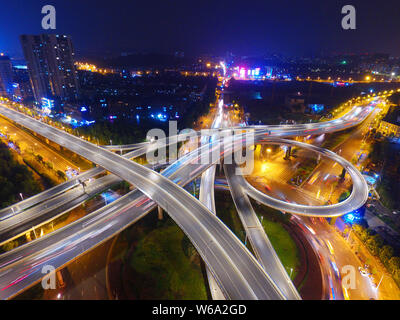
top-left (1, 0), bottom-right (400, 58)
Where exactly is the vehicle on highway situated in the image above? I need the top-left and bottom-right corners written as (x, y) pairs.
top-left (358, 266), bottom-right (370, 277)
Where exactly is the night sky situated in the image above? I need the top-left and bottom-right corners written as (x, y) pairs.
top-left (1, 0), bottom-right (400, 58)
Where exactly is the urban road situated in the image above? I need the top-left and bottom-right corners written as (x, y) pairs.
top-left (0, 98), bottom-right (373, 300)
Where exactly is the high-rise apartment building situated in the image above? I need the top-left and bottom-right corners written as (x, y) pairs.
top-left (19, 34), bottom-right (80, 106)
top-left (0, 54), bottom-right (14, 97)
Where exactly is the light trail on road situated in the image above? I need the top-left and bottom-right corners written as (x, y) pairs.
top-left (0, 94), bottom-right (376, 300)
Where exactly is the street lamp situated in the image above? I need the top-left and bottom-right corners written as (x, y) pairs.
top-left (266, 148), bottom-right (272, 160)
top-left (376, 274), bottom-right (384, 290)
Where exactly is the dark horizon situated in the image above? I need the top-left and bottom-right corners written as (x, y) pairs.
top-left (1, 0), bottom-right (400, 59)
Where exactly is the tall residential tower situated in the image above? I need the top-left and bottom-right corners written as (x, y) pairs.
top-left (0, 54), bottom-right (13, 97)
top-left (19, 34), bottom-right (80, 107)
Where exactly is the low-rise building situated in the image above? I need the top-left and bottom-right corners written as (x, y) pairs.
top-left (378, 106), bottom-right (400, 138)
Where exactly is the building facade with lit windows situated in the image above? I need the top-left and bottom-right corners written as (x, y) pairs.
top-left (19, 34), bottom-right (80, 109)
top-left (0, 55), bottom-right (13, 97)
top-left (378, 106), bottom-right (400, 138)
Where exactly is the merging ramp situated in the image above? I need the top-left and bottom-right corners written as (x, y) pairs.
top-left (0, 99), bottom-right (374, 300)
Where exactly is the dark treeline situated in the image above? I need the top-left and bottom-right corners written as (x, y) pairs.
top-left (0, 142), bottom-right (41, 208)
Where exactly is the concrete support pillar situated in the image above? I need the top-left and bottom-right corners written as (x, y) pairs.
top-left (158, 206), bottom-right (163, 220)
top-left (339, 168), bottom-right (346, 182)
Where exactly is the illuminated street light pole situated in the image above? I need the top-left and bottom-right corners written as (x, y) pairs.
top-left (376, 274), bottom-right (384, 290)
top-left (32, 226), bottom-right (38, 239)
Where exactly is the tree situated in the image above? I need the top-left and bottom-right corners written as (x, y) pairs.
top-left (35, 154), bottom-right (43, 162)
top-left (369, 141), bottom-right (382, 163)
top-left (353, 224), bottom-right (370, 242)
top-left (56, 170), bottom-right (66, 180)
top-left (365, 234), bottom-right (383, 256)
top-left (388, 256), bottom-right (400, 274)
top-left (379, 245), bottom-right (394, 264)
top-left (393, 269), bottom-right (400, 285)
top-left (0, 142), bottom-right (41, 208)
top-left (338, 190), bottom-right (350, 202)
top-left (353, 224), bottom-right (363, 235)
top-left (2, 240), bottom-right (19, 252)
